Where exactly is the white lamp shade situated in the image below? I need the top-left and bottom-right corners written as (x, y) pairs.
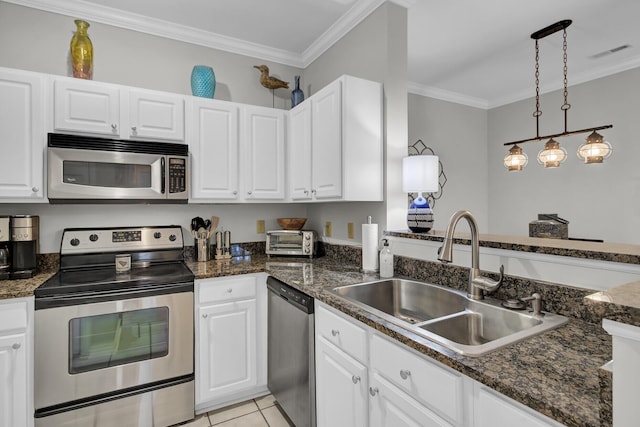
top-left (402, 155), bottom-right (439, 193)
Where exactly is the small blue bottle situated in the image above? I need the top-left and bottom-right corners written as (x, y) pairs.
top-left (291, 75), bottom-right (304, 108)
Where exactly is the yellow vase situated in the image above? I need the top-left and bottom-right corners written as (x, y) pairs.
top-left (70, 20), bottom-right (93, 79)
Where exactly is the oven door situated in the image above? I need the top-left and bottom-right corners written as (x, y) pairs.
top-left (48, 147), bottom-right (168, 201)
top-left (34, 291), bottom-right (193, 410)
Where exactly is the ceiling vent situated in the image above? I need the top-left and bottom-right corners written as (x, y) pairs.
top-left (590, 44), bottom-right (631, 59)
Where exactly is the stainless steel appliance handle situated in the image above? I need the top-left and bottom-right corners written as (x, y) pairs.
top-left (161, 157), bottom-right (166, 194)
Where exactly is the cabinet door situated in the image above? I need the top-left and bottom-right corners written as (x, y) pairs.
top-left (242, 106), bottom-right (286, 200)
top-left (287, 102), bottom-right (312, 200)
top-left (315, 336), bottom-right (367, 427)
top-left (128, 89), bottom-right (185, 141)
top-left (311, 80), bottom-right (342, 199)
top-left (197, 299), bottom-right (257, 403)
top-left (53, 78), bottom-right (120, 136)
top-left (369, 373), bottom-right (452, 427)
top-left (0, 333), bottom-right (28, 427)
top-left (0, 69), bottom-right (45, 200)
top-left (475, 385), bottom-right (559, 427)
top-left (189, 99), bottom-right (240, 200)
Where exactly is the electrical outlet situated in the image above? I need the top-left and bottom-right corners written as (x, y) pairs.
top-left (347, 222), bottom-right (354, 239)
top-left (325, 221), bottom-right (332, 237)
top-left (256, 219), bottom-right (265, 234)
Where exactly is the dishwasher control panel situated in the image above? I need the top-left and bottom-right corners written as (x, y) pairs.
top-left (266, 276), bottom-right (314, 313)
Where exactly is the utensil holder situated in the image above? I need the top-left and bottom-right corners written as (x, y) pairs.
top-left (196, 237), bottom-right (210, 262)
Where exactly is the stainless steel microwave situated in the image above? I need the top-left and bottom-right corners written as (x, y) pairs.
top-left (266, 230), bottom-right (317, 258)
top-left (47, 133), bottom-right (189, 203)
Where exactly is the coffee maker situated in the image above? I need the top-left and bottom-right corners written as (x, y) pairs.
top-left (9, 215), bottom-right (39, 279)
top-left (0, 216), bottom-right (10, 280)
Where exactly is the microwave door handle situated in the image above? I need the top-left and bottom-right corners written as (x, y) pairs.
top-left (161, 157), bottom-right (166, 194)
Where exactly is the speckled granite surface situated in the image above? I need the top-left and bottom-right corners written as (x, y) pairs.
top-left (386, 229), bottom-right (640, 265)
top-left (0, 246), bottom-right (625, 427)
top-left (585, 281), bottom-right (640, 327)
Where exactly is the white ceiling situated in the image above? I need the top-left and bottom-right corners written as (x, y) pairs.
top-left (12, 0), bottom-right (640, 108)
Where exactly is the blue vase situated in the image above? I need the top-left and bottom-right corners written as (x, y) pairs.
top-left (191, 65), bottom-right (216, 98)
top-left (291, 75), bottom-right (304, 108)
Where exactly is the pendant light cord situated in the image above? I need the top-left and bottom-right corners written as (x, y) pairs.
top-left (561, 28), bottom-right (571, 132)
top-left (533, 39), bottom-right (541, 139)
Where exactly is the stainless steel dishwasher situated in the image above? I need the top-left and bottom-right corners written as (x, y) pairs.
top-left (267, 276), bottom-right (316, 427)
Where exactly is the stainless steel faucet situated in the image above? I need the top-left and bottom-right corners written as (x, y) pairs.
top-left (437, 210), bottom-right (504, 300)
top-left (521, 293), bottom-right (545, 319)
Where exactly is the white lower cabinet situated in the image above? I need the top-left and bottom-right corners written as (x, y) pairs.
top-left (369, 373), bottom-right (452, 427)
top-left (315, 301), bottom-right (566, 427)
top-left (0, 298), bottom-right (33, 427)
top-left (195, 274), bottom-right (267, 413)
top-left (315, 336), bottom-right (368, 427)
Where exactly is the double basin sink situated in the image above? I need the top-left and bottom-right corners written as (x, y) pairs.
top-left (331, 278), bottom-right (568, 356)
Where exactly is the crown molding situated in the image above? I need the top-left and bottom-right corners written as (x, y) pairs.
top-left (408, 82), bottom-right (490, 109)
top-left (4, 0), bottom-right (305, 67)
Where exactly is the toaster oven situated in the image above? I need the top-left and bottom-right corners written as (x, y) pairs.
top-left (266, 230), bottom-right (317, 258)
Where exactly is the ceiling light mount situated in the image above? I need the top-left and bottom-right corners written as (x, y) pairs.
top-left (503, 19), bottom-right (613, 170)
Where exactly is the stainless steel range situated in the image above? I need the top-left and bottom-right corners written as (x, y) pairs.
top-left (34, 225), bottom-right (195, 427)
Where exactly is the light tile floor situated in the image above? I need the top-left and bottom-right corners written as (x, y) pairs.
top-left (178, 395), bottom-right (293, 427)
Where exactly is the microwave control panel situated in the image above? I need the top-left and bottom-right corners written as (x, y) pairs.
top-left (168, 157), bottom-right (187, 194)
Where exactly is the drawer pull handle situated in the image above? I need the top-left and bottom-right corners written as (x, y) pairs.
top-left (331, 329), bottom-right (340, 336)
top-left (369, 387), bottom-right (379, 396)
top-left (352, 375), bottom-right (360, 384)
top-left (12, 343), bottom-right (21, 350)
top-left (400, 369), bottom-right (411, 380)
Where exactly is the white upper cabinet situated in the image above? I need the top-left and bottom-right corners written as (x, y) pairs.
top-left (53, 77), bottom-right (185, 141)
top-left (287, 75), bottom-right (383, 202)
top-left (189, 98), bottom-right (240, 201)
top-left (241, 105), bottom-right (286, 200)
top-left (0, 68), bottom-right (46, 201)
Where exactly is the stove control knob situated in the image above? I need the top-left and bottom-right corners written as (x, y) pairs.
top-left (70, 238), bottom-right (80, 247)
top-left (89, 234), bottom-right (98, 242)
top-left (154, 232), bottom-right (161, 239)
top-left (169, 234), bottom-right (176, 242)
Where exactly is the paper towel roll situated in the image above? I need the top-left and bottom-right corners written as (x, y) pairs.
top-left (362, 222), bottom-right (379, 272)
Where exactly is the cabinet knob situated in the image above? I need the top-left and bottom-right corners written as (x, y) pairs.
top-left (331, 329), bottom-right (340, 337)
top-left (351, 375), bottom-right (360, 384)
top-left (233, 190), bottom-right (238, 195)
top-left (311, 189), bottom-right (317, 194)
top-left (12, 343), bottom-right (21, 350)
top-left (247, 191), bottom-right (252, 195)
top-left (400, 369), bottom-right (411, 380)
top-left (202, 314), bottom-right (208, 318)
top-left (32, 187), bottom-right (39, 193)
top-left (111, 123), bottom-right (117, 131)
top-left (131, 126), bottom-right (137, 132)
top-left (369, 387), bottom-right (379, 396)
top-left (226, 288), bottom-right (233, 293)
top-left (304, 190), bottom-right (309, 195)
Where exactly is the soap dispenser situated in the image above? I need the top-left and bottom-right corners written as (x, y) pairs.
top-left (379, 239), bottom-right (394, 278)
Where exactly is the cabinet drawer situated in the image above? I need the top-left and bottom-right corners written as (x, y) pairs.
top-left (198, 276), bottom-right (257, 304)
top-left (370, 333), bottom-right (464, 425)
top-left (0, 300), bottom-right (28, 332)
top-left (315, 302), bottom-right (367, 363)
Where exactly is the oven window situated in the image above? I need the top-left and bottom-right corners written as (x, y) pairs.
top-left (269, 234), bottom-right (302, 250)
top-left (69, 307), bottom-right (169, 374)
top-left (63, 160), bottom-right (152, 188)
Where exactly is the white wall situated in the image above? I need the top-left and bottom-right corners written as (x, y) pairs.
top-left (408, 94), bottom-right (489, 231)
top-left (488, 68), bottom-right (640, 245)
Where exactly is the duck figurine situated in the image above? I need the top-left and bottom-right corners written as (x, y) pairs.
top-left (254, 65), bottom-right (289, 90)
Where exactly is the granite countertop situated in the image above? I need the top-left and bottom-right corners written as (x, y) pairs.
top-left (0, 254), bottom-right (615, 427)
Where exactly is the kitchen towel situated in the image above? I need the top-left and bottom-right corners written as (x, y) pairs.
top-left (362, 219), bottom-right (379, 272)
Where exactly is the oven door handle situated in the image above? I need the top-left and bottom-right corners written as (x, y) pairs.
top-left (35, 281), bottom-right (193, 309)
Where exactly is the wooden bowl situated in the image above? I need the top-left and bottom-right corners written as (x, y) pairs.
top-left (277, 218), bottom-right (307, 230)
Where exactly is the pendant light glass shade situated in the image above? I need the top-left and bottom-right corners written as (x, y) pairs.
top-left (503, 144), bottom-right (528, 171)
top-left (577, 131), bottom-right (612, 164)
top-left (537, 139), bottom-right (567, 168)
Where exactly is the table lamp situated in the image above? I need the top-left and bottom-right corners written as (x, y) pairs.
top-left (402, 155), bottom-right (439, 233)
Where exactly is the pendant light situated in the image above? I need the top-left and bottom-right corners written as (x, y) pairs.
top-left (503, 145), bottom-right (528, 171)
top-left (537, 139), bottom-right (567, 168)
top-left (577, 131), bottom-right (612, 163)
top-left (502, 20), bottom-right (613, 170)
